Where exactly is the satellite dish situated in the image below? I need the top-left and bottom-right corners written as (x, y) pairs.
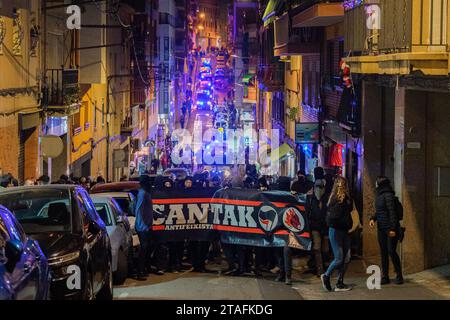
top-left (41, 135), bottom-right (64, 158)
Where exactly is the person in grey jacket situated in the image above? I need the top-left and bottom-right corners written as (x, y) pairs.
top-left (369, 176), bottom-right (403, 285)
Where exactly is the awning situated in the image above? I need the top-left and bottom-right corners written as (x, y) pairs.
top-left (270, 143), bottom-right (294, 163)
top-left (242, 74), bottom-right (255, 84)
top-left (262, 0), bottom-right (282, 27)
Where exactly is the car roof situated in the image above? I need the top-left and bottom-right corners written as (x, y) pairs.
top-left (90, 191), bottom-right (133, 198)
top-left (0, 184), bottom-right (78, 194)
top-left (90, 181), bottom-right (140, 193)
top-left (90, 195), bottom-right (114, 203)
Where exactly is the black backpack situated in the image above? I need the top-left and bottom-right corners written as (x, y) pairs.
top-left (394, 196), bottom-right (404, 221)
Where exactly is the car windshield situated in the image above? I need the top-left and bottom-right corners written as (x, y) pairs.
top-left (94, 203), bottom-right (112, 226)
top-left (0, 189), bottom-right (72, 233)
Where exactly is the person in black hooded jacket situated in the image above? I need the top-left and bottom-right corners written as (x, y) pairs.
top-left (369, 176), bottom-right (403, 285)
top-left (306, 179), bottom-right (330, 276)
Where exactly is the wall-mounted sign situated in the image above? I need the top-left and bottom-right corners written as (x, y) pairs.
top-left (407, 142), bottom-right (421, 149)
top-left (295, 122), bottom-right (320, 144)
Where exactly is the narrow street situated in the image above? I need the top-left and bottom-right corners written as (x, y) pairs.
top-left (0, 0), bottom-right (449, 306)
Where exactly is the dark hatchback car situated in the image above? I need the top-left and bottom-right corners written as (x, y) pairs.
top-left (0, 185), bottom-right (113, 300)
top-left (0, 205), bottom-right (51, 300)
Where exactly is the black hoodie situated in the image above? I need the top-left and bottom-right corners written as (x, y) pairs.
top-left (372, 185), bottom-right (399, 231)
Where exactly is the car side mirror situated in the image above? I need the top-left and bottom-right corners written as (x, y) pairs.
top-left (116, 215), bottom-right (124, 224)
top-left (5, 239), bottom-right (23, 273)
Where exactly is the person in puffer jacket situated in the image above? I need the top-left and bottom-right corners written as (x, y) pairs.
top-left (369, 176), bottom-right (403, 285)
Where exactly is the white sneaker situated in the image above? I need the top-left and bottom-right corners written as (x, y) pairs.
top-left (270, 266), bottom-right (280, 274)
top-left (334, 283), bottom-right (352, 292)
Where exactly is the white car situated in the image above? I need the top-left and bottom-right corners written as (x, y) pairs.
top-left (90, 191), bottom-right (140, 248)
top-left (91, 195), bottom-right (133, 285)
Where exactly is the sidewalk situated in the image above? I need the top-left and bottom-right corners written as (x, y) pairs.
top-left (290, 258), bottom-right (450, 300)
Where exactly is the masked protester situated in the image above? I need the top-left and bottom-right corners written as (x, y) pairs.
top-left (169, 176), bottom-right (194, 273)
top-left (258, 177), bottom-right (269, 191)
top-left (37, 175), bottom-right (50, 185)
top-left (369, 176), bottom-right (403, 285)
top-left (184, 176), bottom-right (194, 189)
top-left (291, 170), bottom-right (308, 194)
top-left (306, 179), bottom-right (330, 276)
top-left (321, 176), bottom-right (353, 292)
top-left (190, 173), bottom-right (213, 273)
top-left (163, 177), bottom-right (174, 190)
top-left (272, 177), bottom-right (296, 284)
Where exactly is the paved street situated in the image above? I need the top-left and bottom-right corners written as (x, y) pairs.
top-left (114, 258), bottom-right (450, 300)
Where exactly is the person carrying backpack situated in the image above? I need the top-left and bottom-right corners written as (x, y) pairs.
top-left (369, 176), bottom-right (404, 285)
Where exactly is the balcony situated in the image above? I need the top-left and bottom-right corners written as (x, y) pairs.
top-left (274, 13), bottom-right (322, 57)
top-left (258, 63), bottom-right (285, 92)
top-left (291, 0), bottom-right (344, 28)
top-left (42, 68), bottom-right (81, 115)
top-left (121, 113), bottom-right (133, 136)
top-left (131, 87), bottom-right (147, 106)
top-left (344, 0), bottom-right (449, 76)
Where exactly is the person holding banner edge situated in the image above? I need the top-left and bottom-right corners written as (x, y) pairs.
top-left (135, 175), bottom-right (155, 281)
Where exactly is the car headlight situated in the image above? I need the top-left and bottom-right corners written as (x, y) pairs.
top-left (48, 251), bottom-right (80, 266)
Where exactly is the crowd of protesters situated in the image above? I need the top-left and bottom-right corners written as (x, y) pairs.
top-left (0, 162), bottom-right (404, 292)
top-left (0, 171), bottom-right (107, 190)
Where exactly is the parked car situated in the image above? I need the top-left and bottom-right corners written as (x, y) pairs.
top-left (0, 186), bottom-right (113, 300)
top-left (0, 205), bottom-right (51, 300)
top-left (91, 191), bottom-right (136, 217)
top-left (89, 191), bottom-right (139, 250)
top-left (91, 195), bottom-right (133, 285)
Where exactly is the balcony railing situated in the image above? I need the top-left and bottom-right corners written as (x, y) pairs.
top-left (345, 0), bottom-right (447, 54)
top-left (121, 113), bottom-right (133, 135)
top-left (43, 68), bottom-right (80, 108)
top-left (258, 63), bottom-right (285, 91)
top-left (131, 88), bottom-right (147, 105)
